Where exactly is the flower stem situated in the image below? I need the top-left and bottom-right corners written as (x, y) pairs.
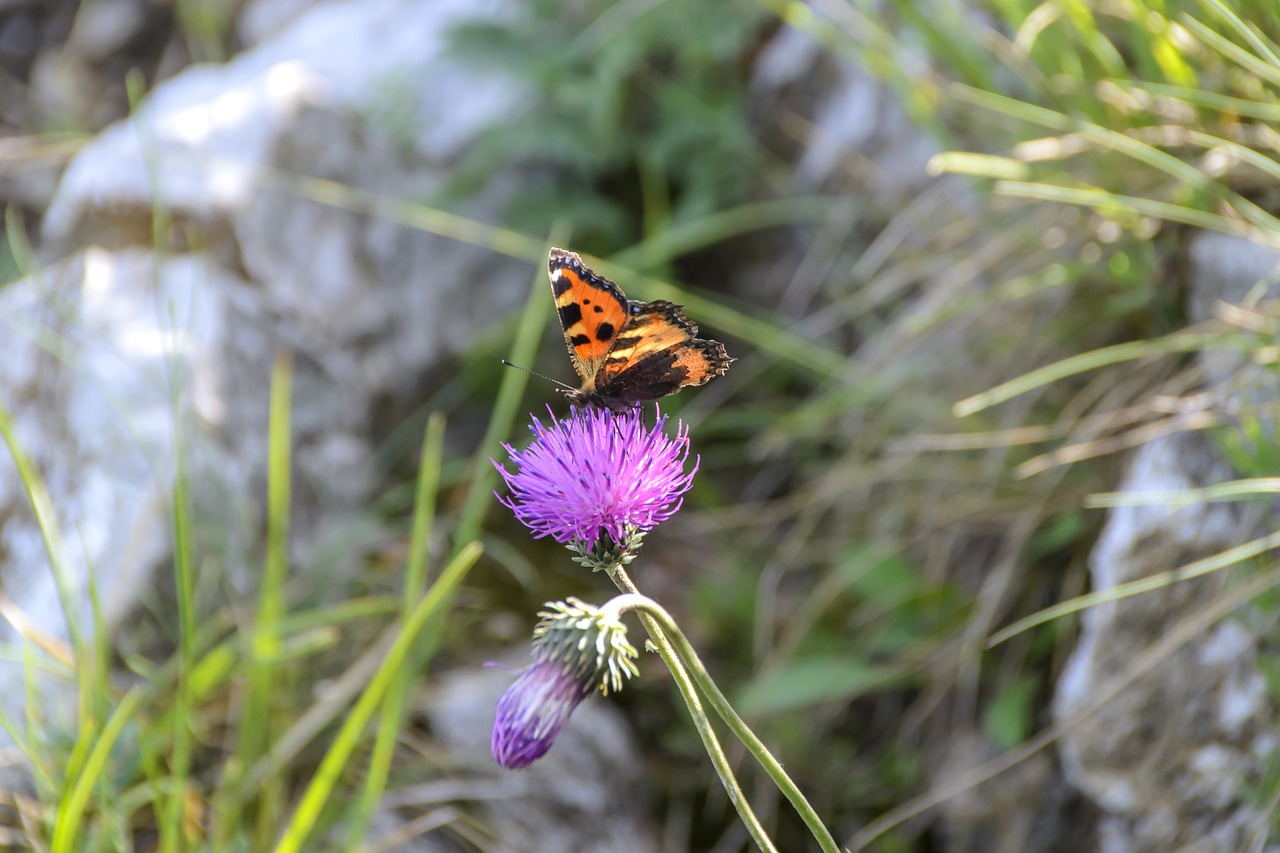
top-left (606, 566), bottom-right (779, 853)
top-left (605, 581), bottom-right (840, 853)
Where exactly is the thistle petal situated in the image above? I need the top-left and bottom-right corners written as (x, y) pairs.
top-left (493, 407), bottom-right (699, 550)
top-left (491, 658), bottom-right (594, 769)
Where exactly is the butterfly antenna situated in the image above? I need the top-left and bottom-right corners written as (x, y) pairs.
top-left (500, 359), bottom-right (577, 393)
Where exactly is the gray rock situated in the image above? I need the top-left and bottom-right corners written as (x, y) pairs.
top-left (1051, 230), bottom-right (1280, 853)
top-left (1187, 232), bottom-right (1280, 400)
top-left (1053, 432), bottom-right (1274, 851)
top-left (0, 249), bottom-right (255, 659)
top-left (1186, 232), bottom-right (1280, 325)
top-left (1042, 227), bottom-right (1280, 852)
top-left (0, 0), bottom-right (533, 738)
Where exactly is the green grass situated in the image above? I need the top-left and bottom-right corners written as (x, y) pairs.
top-left (8, 326), bottom-right (486, 849)
top-left (757, 0), bottom-right (1280, 848)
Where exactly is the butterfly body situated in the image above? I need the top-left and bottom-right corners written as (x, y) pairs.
top-left (548, 248), bottom-right (733, 411)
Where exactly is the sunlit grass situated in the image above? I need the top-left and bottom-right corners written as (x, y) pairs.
top-left (4, 309), bottom-right (488, 847)
top-left (728, 0), bottom-right (1280, 848)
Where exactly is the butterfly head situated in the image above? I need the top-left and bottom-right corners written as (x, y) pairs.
top-left (559, 386), bottom-right (639, 413)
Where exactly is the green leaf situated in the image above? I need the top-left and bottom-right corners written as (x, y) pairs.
top-left (982, 677), bottom-right (1037, 750)
top-left (841, 548), bottom-right (920, 604)
top-left (739, 657), bottom-right (912, 715)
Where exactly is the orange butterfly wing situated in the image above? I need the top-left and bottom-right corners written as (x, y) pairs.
top-left (547, 248), bottom-right (733, 410)
top-left (548, 247), bottom-right (629, 394)
top-left (595, 300), bottom-right (729, 403)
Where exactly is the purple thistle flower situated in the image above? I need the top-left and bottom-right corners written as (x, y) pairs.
top-left (491, 597), bottom-right (639, 769)
top-left (491, 657), bottom-right (595, 769)
top-left (493, 407), bottom-right (699, 551)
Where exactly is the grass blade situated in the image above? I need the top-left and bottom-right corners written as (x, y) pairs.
top-left (50, 687), bottom-right (143, 853)
top-left (223, 352), bottom-right (294, 829)
top-left (158, 451), bottom-right (197, 851)
top-left (343, 413), bottom-right (446, 847)
top-left (0, 405), bottom-right (84, 672)
top-left (988, 530), bottom-right (1280, 647)
top-left (992, 181), bottom-right (1273, 243)
top-left (451, 238), bottom-right (562, 553)
top-left (271, 541), bottom-right (482, 853)
top-left (953, 331), bottom-right (1256, 417)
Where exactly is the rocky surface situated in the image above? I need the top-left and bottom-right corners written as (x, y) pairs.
top-left (1054, 432), bottom-right (1273, 852)
top-left (0, 249), bottom-right (259, 647)
top-left (0, 0), bottom-right (532, 737)
top-left (1052, 233), bottom-right (1280, 853)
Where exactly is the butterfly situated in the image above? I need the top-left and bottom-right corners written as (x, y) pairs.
top-left (547, 248), bottom-right (733, 411)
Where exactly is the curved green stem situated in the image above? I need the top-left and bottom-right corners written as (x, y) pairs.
top-left (605, 583), bottom-right (840, 853)
top-left (606, 566), bottom-right (779, 853)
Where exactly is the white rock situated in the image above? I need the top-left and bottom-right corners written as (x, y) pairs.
top-left (239, 0), bottom-right (321, 45)
top-left (2, 0), bottom-right (534, 740)
top-left (0, 249), bottom-right (250, 650)
top-left (43, 0), bottom-right (524, 252)
top-left (1052, 227), bottom-right (1280, 851)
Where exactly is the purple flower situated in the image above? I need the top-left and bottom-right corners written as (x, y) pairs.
top-left (494, 407), bottom-right (699, 550)
top-left (491, 597), bottom-right (639, 769)
top-left (491, 657), bottom-right (595, 769)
